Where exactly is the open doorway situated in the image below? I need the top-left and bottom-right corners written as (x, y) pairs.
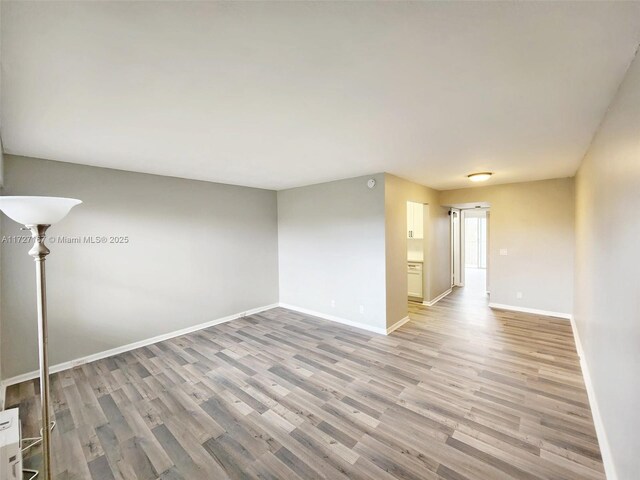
top-left (463, 209), bottom-right (488, 295)
top-left (448, 205), bottom-right (490, 299)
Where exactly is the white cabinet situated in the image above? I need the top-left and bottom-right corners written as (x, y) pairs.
top-left (413, 203), bottom-right (424, 239)
top-left (407, 202), bottom-right (424, 239)
top-left (407, 202), bottom-right (413, 238)
top-left (408, 262), bottom-right (423, 297)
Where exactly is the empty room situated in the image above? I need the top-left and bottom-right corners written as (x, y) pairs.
top-left (0, 1), bottom-right (638, 479)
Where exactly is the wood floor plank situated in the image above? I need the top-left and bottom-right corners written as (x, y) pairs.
top-left (8, 286), bottom-right (605, 479)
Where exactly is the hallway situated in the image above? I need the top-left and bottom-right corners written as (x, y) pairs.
top-left (461, 267), bottom-right (487, 298)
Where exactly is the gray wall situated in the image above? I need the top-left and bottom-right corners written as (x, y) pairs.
top-left (574, 49), bottom-right (640, 480)
top-left (385, 174), bottom-right (450, 327)
top-left (277, 174), bottom-right (387, 331)
top-left (1, 156), bottom-right (279, 379)
top-left (0, 3), bottom-right (3, 397)
top-left (440, 178), bottom-right (575, 315)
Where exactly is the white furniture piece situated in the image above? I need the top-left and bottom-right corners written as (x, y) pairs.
top-left (408, 261), bottom-right (423, 297)
top-left (407, 202), bottom-right (424, 239)
top-left (0, 408), bottom-right (21, 480)
top-left (0, 196), bottom-right (82, 480)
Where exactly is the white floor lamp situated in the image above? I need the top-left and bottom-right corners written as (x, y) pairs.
top-left (0, 196), bottom-right (82, 480)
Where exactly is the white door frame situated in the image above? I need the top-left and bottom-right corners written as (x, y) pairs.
top-left (460, 209), bottom-right (466, 286)
top-left (486, 210), bottom-right (491, 295)
top-left (450, 208), bottom-right (462, 287)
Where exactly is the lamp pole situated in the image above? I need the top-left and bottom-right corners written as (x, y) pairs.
top-left (27, 224), bottom-right (52, 480)
top-left (0, 196), bottom-right (82, 480)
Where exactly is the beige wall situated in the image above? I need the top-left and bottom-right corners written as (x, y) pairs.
top-left (1, 156), bottom-right (279, 379)
top-left (574, 49), bottom-right (640, 480)
top-left (278, 174), bottom-right (388, 332)
top-left (440, 178), bottom-right (575, 315)
top-left (385, 174), bottom-right (451, 327)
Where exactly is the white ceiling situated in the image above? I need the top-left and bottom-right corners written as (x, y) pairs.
top-left (2, 1), bottom-right (639, 191)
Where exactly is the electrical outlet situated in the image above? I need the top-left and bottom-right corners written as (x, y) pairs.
top-left (331, 299), bottom-right (335, 308)
top-left (516, 292), bottom-right (523, 299)
top-left (359, 305), bottom-right (365, 314)
top-left (500, 248), bottom-right (508, 256)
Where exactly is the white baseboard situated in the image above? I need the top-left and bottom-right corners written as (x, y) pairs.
top-left (488, 302), bottom-right (571, 320)
top-left (422, 288), bottom-right (452, 307)
top-left (278, 303), bottom-right (388, 335)
top-left (569, 316), bottom-right (618, 480)
top-left (1, 302), bottom-right (280, 391)
top-left (386, 316), bottom-right (410, 334)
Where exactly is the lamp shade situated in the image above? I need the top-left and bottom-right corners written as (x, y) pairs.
top-left (0, 196), bottom-right (82, 225)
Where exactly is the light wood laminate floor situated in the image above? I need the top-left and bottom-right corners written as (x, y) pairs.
top-left (6, 286), bottom-right (604, 480)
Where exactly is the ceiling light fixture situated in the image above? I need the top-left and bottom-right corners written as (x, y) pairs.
top-left (467, 172), bottom-right (492, 182)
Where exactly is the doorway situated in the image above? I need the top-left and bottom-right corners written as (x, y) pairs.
top-left (463, 209), bottom-right (488, 295)
top-left (450, 206), bottom-right (490, 298)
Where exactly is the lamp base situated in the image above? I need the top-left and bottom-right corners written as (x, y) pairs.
top-left (21, 421), bottom-right (56, 480)
top-left (21, 420), bottom-right (56, 453)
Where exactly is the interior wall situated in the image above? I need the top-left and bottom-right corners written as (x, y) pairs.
top-left (440, 178), bottom-right (574, 315)
top-left (384, 174), bottom-right (451, 327)
top-left (574, 48), bottom-right (640, 480)
top-left (0, 2), bottom-right (4, 395)
top-left (1, 155), bottom-right (279, 379)
top-left (0, 149), bottom-right (3, 397)
top-left (277, 173), bottom-right (387, 332)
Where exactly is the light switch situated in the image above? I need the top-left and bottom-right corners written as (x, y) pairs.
top-left (499, 248), bottom-right (508, 256)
